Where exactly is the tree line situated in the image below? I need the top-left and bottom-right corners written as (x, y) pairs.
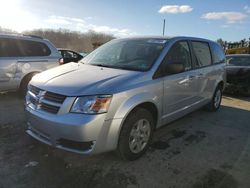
top-left (1, 26), bottom-right (249, 52)
top-left (216, 38), bottom-right (250, 50)
top-left (0, 27), bottom-right (114, 53)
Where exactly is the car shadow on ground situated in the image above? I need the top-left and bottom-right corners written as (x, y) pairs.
top-left (223, 93), bottom-right (250, 102)
top-left (1, 93), bottom-right (250, 188)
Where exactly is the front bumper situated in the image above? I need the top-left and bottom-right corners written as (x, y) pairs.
top-left (25, 106), bottom-right (123, 154)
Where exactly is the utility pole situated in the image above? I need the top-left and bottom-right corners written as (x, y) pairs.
top-left (162, 19), bottom-right (166, 36)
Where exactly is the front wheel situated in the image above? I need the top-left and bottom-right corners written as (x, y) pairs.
top-left (206, 86), bottom-right (222, 112)
top-left (117, 108), bottom-right (154, 161)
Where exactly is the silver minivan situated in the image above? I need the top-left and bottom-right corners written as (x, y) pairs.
top-left (0, 34), bottom-right (61, 94)
top-left (25, 37), bottom-right (226, 160)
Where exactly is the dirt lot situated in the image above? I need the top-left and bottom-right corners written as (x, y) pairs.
top-left (0, 93), bottom-right (250, 188)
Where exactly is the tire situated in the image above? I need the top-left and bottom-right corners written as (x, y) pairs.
top-left (117, 108), bottom-right (154, 161)
top-left (19, 73), bottom-right (37, 96)
top-left (206, 85), bottom-right (222, 112)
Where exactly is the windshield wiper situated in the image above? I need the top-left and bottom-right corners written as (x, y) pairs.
top-left (114, 66), bottom-right (140, 71)
top-left (92, 64), bottom-right (114, 68)
top-left (91, 63), bottom-right (141, 71)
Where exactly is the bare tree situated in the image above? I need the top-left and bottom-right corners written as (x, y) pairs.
top-left (216, 38), bottom-right (250, 50)
top-left (0, 27), bottom-right (17, 34)
top-left (23, 29), bottom-right (115, 53)
top-left (216, 38), bottom-right (226, 49)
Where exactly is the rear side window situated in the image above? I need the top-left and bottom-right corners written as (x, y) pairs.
top-left (210, 42), bottom-right (226, 64)
top-left (0, 38), bottom-right (51, 57)
top-left (191, 41), bottom-right (212, 68)
top-left (20, 40), bottom-right (51, 56)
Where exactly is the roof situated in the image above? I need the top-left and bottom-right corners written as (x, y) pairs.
top-left (115, 36), bottom-right (214, 43)
top-left (0, 33), bottom-right (44, 40)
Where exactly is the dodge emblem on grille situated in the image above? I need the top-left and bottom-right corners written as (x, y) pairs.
top-left (35, 90), bottom-right (46, 109)
top-left (37, 90), bottom-right (46, 98)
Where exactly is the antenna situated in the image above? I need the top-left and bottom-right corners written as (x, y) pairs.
top-left (162, 19), bottom-right (166, 36)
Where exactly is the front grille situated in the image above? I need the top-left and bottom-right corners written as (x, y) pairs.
top-left (30, 96), bottom-right (37, 105)
top-left (44, 91), bottom-right (66, 103)
top-left (40, 102), bottom-right (60, 114)
top-left (30, 85), bottom-right (40, 95)
top-left (27, 85), bottom-right (66, 114)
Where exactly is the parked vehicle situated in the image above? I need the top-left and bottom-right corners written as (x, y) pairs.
top-left (0, 34), bottom-right (61, 94)
top-left (58, 48), bottom-right (83, 64)
top-left (25, 37), bottom-right (226, 160)
top-left (225, 54), bottom-right (250, 95)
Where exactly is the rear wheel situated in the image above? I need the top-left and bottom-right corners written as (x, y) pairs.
top-left (117, 108), bottom-right (154, 161)
top-left (206, 85), bottom-right (222, 112)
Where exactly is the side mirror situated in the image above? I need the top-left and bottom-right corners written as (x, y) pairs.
top-left (165, 62), bottom-right (185, 75)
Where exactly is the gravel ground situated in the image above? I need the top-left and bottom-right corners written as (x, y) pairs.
top-left (0, 93), bottom-right (250, 188)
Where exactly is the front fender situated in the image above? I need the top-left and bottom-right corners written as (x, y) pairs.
top-left (103, 92), bottom-right (161, 151)
top-left (113, 92), bottom-right (161, 120)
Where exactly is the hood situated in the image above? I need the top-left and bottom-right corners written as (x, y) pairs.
top-left (30, 63), bottom-right (142, 96)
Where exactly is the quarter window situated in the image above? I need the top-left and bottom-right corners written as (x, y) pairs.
top-left (20, 40), bottom-right (51, 57)
top-left (191, 41), bottom-right (212, 67)
top-left (210, 42), bottom-right (226, 64)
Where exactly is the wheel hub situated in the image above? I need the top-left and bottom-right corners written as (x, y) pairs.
top-left (129, 119), bottom-right (151, 154)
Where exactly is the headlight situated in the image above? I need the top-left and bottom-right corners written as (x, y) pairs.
top-left (70, 95), bottom-right (112, 114)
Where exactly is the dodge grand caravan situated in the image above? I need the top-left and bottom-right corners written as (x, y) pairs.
top-left (25, 37), bottom-right (226, 160)
top-left (0, 34), bottom-right (61, 94)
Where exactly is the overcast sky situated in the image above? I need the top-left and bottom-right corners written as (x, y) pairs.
top-left (0, 0), bottom-right (250, 41)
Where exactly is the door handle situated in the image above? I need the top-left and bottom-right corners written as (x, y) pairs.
top-left (178, 75), bottom-right (194, 85)
top-left (178, 78), bottom-right (189, 85)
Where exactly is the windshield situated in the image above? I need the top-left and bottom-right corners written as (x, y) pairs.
top-left (80, 39), bottom-right (167, 71)
top-left (227, 56), bottom-right (250, 66)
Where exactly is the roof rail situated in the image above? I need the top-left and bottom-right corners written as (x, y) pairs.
top-left (23, 34), bottom-right (44, 39)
